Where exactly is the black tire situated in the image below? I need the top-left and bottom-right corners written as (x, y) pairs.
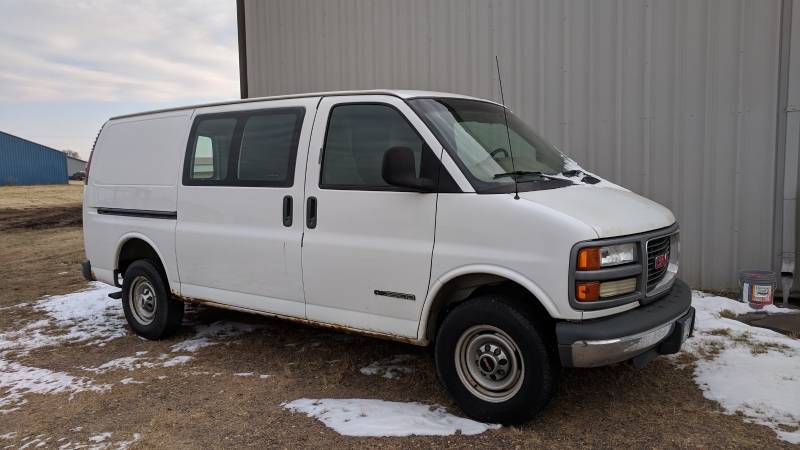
top-left (435, 294), bottom-right (558, 424)
top-left (121, 259), bottom-right (183, 340)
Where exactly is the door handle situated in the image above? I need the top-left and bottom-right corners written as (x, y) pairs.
top-left (282, 195), bottom-right (293, 227)
top-left (306, 196), bottom-right (317, 229)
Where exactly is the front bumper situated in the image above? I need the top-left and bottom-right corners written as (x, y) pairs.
top-left (556, 279), bottom-right (694, 368)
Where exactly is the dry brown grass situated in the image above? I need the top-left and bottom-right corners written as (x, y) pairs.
top-left (0, 183), bottom-right (83, 209)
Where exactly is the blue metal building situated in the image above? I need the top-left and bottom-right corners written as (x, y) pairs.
top-left (0, 131), bottom-right (68, 185)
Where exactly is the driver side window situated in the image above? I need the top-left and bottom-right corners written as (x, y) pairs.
top-left (320, 103), bottom-right (430, 190)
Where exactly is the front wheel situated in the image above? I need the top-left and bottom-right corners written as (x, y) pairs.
top-left (121, 259), bottom-right (183, 340)
top-left (435, 294), bottom-right (558, 424)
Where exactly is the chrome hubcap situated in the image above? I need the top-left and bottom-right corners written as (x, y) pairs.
top-left (455, 325), bottom-right (524, 403)
top-left (129, 276), bottom-right (157, 325)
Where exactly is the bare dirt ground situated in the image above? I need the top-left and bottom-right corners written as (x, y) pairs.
top-left (0, 185), bottom-right (796, 448)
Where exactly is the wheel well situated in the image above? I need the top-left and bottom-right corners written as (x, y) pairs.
top-left (425, 274), bottom-right (554, 343)
top-left (117, 238), bottom-right (167, 285)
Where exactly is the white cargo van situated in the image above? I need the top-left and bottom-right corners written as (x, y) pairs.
top-left (82, 90), bottom-right (694, 423)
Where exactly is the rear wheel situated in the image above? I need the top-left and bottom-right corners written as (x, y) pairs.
top-left (435, 294), bottom-right (558, 424)
top-left (121, 260), bottom-right (183, 340)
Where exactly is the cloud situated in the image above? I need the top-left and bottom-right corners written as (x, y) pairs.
top-left (0, 0), bottom-right (239, 103)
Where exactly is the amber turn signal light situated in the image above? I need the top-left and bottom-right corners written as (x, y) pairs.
top-left (577, 247), bottom-right (601, 270)
top-left (575, 282), bottom-right (600, 302)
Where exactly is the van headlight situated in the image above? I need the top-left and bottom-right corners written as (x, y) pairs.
top-left (576, 243), bottom-right (636, 270)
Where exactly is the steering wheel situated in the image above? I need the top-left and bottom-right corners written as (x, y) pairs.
top-left (490, 148), bottom-right (509, 160)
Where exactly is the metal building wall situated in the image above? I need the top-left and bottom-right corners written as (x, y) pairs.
top-left (784, 0), bottom-right (800, 295)
top-left (243, 0), bottom-right (785, 291)
top-left (66, 156), bottom-right (86, 176)
top-left (0, 131), bottom-right (68, 185)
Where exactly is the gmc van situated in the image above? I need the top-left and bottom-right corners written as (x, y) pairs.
top-left (82, 90), bottom-right (694, 423)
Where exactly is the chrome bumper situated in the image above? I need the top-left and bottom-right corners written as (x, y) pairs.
top-left (569, 320), bottom-right (675, 368)
top-left (556, 279), bottom-right (694, 368)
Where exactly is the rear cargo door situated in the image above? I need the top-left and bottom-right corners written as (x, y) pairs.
top-left (175, 98), bottom-right (317, 317)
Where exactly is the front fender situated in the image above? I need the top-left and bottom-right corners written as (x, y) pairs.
top-left (417, 264), bottom-right (564, 342)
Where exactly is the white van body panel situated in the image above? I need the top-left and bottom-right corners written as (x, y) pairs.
top-left (175, 97), bottom-right (318, 319)
top-left (518, 186), bottom-right (676, 239)
top-left (301, 95), bottom-right (442, 338)
top-left (426, 192), bottom-right (599, 325)
top-left (84, 111), bottom-right (191, 288)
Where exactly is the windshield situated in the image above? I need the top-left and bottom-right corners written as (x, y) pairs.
top-left (409, 98), bottom-right (569, 193)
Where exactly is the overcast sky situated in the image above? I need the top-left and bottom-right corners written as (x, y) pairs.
top-left (0, 0), bottom-right (239, 160)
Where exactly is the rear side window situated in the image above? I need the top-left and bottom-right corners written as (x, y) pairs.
top-left (320, 103), bottom-right (435, 190)
top-left (190, 118), bottom-right (236, 181)
top-left (184, 107), bottom-right (304, 187)
top-left (237, 113), bottom-right (299, 183)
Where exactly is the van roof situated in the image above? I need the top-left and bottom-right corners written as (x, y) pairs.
top-left (109, 90), bottom-right (499, 121)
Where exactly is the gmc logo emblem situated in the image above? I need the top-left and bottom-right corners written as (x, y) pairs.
top-left (654, 253), bottom-right (669, 270)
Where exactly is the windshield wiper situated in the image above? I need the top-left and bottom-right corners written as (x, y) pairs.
top-left (493, 170), bottom-right (559, 181)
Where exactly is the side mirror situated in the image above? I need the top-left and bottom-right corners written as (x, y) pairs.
top-left (382, 147), bottom-right (436, 192)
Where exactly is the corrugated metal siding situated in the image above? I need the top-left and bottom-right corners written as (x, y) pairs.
top-left (243, 0), bottom-right (783, 291)
top-left (787, 0), bottom-right (800, 295)
top-left (66, 156), bottom-right (86, 176)
top-left (0, 132), bottom-right (68, 185)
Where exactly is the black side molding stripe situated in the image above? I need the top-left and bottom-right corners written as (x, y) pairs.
top-left (374, 290), bottom-right (416, 301)
top-left (96, 208), bottom-right (177, 220)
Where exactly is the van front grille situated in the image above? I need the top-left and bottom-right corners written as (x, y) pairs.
top-left (646, 236), bottom-right (671, 291)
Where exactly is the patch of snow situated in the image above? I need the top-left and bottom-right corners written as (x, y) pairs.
top-left (119, 378), bottom-right (144, 385)
top-left (0, 283), bottom-right (124, 356)
top-left (114, 432), bottom-right (142, 450)
top-left (170, 321), bottom-right (261, 353)
top-left (684, 291), bottom-right (800, 443)
top-left (161, 355), bottom-right (193, 367)
top-left (359, 354), bottom-right (416, 379)
top-left (0, 359), bottom-right (110, 413)
top-left (259, 374), bottom-right (270, 379)
top-left (85, 356), bottom-right (150, 374)
top-left (85, 353), bottom-right (193, 374)
top-left (18, 435), bottom-right (49, 449)
top-left (283, 398), bottom-right (499, 437)
top-left (88, 432), bottom-right (111, 443)
top-left (0, 433), bottom-right (16, 440)
top-left (234, 372), bottom-right (253, 377)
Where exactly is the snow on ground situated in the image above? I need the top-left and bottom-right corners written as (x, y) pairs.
top-left (359, 354), bottom-right (416, 379)
top-left (169, 321), bottom-right (261, 353)
top-left (84, 353), bottom-right (194, 375)
top-left (0, 283), bottom-right (259, 413)
top-left (685, 291), bottom-right (800, 443)
top-left (0, 359), bottom-right (110, 413)
top-left (0, 284), bottom-right (121, 413)
top-left (0, 283), bottom-right (122, 355)
top-left (283, 398), bottom-right (499, 437)
top-left (88, 432), bottom-right (112, 443)
top-left (16, 432), bottom-right (143, 450)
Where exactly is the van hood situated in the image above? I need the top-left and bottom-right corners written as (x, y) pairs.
top-left (518, 184), bottom-right (676, 238)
